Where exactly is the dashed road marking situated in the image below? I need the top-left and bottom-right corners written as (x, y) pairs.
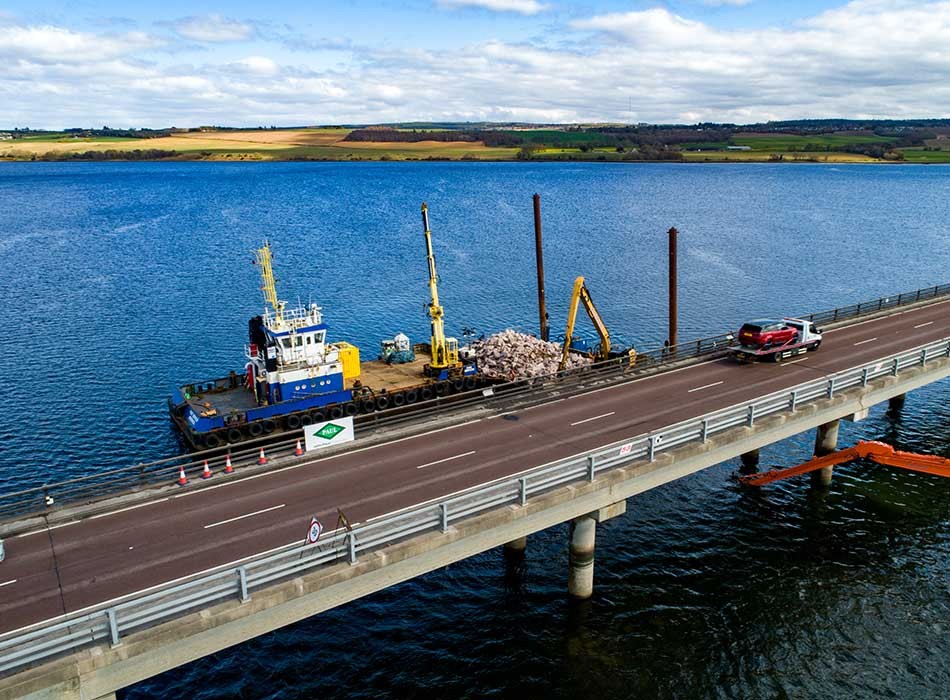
top-left (914, 321), bottom-right (934, 329)
top-left (0, 579), bottom-right (16, 588)
top-left (853, 337), bottom-right (877, 346)
top-left (204, 504), bottom-right (286, 529)
top-left (91, 498), bottom-right (168, 519)
top-left (687, 381), bottom-right (724, 393)
top-left (416, 450), bottom-right (477, 470)
top-left (570, 411), bottom-right (615, 426)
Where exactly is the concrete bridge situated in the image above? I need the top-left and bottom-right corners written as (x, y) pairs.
top-left (1, 296), bottom-right (948, 699)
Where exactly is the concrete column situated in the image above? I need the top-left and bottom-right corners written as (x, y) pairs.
top-left (504, 536), bottom-right (526, 554)
top-left (811, 419), bottom-right (840, 487)
top-left (739, 449), bottom-right (760, 475)
top-left (568, 515), bottom-right (596, 599)
top-left (889, 393), bottom-right (906, 411)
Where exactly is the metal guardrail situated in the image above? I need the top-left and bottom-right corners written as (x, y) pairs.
top-left (1, 283), bottom-right (946, 523)
top-left (2, 336), bottom-right (948, 677)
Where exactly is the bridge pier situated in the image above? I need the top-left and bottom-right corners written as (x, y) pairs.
top-left (739, 449), bottom-right (760, 474)
top-left (811, 419), bottom-right (840, 487)
top-left (889, 393), bottom-right (906, 411)
top-left (568, 515), bottom-right (596, 599)
top-left (504, 537), bottom-right (526, 554)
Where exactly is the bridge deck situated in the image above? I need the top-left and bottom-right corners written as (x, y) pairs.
top-left (0, 299), bottom-right (947, 645)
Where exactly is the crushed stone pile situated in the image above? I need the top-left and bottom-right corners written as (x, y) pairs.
top-left (473, 329), bottom-right (592, 379)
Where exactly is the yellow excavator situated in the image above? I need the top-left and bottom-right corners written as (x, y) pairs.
top-left (559, 276), bottom-right (635, 370)
top-left (420, 203), bottom-right (462, 379)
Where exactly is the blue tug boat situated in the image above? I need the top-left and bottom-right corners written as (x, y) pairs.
top-left (169, 207), bottom-right (484, 450)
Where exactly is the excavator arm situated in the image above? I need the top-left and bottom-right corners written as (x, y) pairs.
top-left (559, 276), bottom-right (612, 370)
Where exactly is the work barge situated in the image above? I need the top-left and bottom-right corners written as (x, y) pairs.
top-left (169, 204), bottom-right (488, 450)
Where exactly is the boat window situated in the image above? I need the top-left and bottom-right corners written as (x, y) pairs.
top-left (315, 331), bottom-right (326, 344)
top-left (281, 338), bottom-right (292, 350)
top-left (306, 336), bottom-right (312, 345)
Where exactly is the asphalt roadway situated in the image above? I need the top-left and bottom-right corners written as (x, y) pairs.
top-left (0, 301), bottom-right (948, 637)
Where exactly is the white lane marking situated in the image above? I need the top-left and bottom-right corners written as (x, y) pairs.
top-left (914, 321), bottom-right (934, 329)
top-left (687, 380), bottom-right (724, 394)
top-left (0, 579), bottom-right (17, 588)
top-left (415, 450), bottom-right (477, 470)
top-left (853, 337), bottom-right (877, 346)
top-left (782, 358), bottom-right (808, 365)
top-left (203, 504), bottom-right (285, 529)
top-left (90, 498), bottom-right (168, 519)
top-left (570, 411), bottom-right (615, 426)
top-left (13, 521), bottom-right (80, 539)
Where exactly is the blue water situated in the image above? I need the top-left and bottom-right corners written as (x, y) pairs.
top-left (1, 162), bottom-right (948, 698)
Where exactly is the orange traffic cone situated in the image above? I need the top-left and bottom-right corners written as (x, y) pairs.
top-left (177, 465), bottom-right (188, 486)
top-left (295, 439), bottom-right (304, 456)
top-left (258, 447), bottom-right (267, 465)
top-left (201, 460), bottom-right (212, 479)
top-left (224, 453), bottom-right (234, 474)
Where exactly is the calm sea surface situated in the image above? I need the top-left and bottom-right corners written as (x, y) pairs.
top-left (1, 162), bottom-right (948, 698)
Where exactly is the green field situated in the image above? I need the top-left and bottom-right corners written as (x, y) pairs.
top-left (898, 149), bottom-right (950, 163)
top-left (732, 134), bottom-right (895, 150)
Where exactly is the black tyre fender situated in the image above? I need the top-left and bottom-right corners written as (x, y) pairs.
top-left (420, 387), bottom-right (434, 401)
top-left (392, 392), bottom-right (406, 407)
top-left (330, 405), bottom-right (345, 419)
top-left (451, 378), bottom-right (464, 392)
top-left (226, 428), bottom-right (243, 444)
top-left (405, 389), bottom-right (419, 404)
top-left (376, 395), bottom-right (390, 410)
top-left (344, 402), bottom-right (359, 417)
top-left (361, 398), bottom-right (376, 413)
top-left (463, 376), bottom-right (477, 390)
top-left (310, 410), bottom-right (326, 423)
top-left (435, 382), bottom-right (449, 396)
top-left (285, 414), bottom-right (302, 430)
top-left (247, 422), bottom-right (264, 438)
top-left (205, 432), bottom-right (225, 449)
top-left (300, 414), bottom-right (313, 426)
top-left (261, 419), bottom-right (276, 434)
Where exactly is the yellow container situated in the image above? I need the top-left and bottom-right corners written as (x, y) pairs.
top-left (336, 342), bottom-right (361, 381)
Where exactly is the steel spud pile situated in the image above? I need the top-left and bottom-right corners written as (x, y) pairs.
top-left (473, 329), bottom-right (592, 379)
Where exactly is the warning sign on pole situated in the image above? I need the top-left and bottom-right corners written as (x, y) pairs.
top-left (307, 517), bottom-right (323, 545)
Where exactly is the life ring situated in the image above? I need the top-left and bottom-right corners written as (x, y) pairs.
top-left (248, 422), bottom-right (264, 437)
top-left (286, 414), bottom-right (302, 430)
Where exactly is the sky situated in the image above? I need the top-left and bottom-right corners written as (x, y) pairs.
top-left (2, 0), bottom-right (949, 128)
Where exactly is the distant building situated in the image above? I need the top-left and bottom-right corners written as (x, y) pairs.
top-left (0, 133), bottom-right (11, 141)
top-left (726, 145), bottom-right (752, 151)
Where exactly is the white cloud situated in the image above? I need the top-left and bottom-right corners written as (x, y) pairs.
top-left (701, 0), bottom-right (752, 6)
top-left (0, 25), bottom-right (160, 64)
top-left (237, 56), bottom-right (279, 75)
top-left (174, 15), bottom-right (253, 42)
top-left (5, 2), bottom-right (950, 128)
top-left (437, 0), bottom-right (549, 15)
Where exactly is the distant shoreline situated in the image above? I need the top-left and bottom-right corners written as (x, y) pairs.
top-left (2, 126), bottom-right (948, 164)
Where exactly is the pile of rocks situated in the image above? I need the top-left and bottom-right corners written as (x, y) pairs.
top-left (473, 329), bottom-right (592, 379)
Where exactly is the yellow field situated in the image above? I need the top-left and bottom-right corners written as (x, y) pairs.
top-left (0, 128), bottom-right (518, 161)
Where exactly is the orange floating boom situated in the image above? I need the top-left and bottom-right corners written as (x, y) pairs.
top-left (740, 441), bottom-right (950, 487)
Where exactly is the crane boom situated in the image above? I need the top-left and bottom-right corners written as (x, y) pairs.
top-left (254, 240), bottom-right (285, 323)
top-left (420, 203), bottom-right (459, 373)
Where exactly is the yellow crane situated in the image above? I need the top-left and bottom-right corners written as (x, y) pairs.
top-left (254, 240), bottom-right (286, 323)
top-left (421, 203), bottom-right (460, 377)
top-left (559, 276), bottom-right (613, 370)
